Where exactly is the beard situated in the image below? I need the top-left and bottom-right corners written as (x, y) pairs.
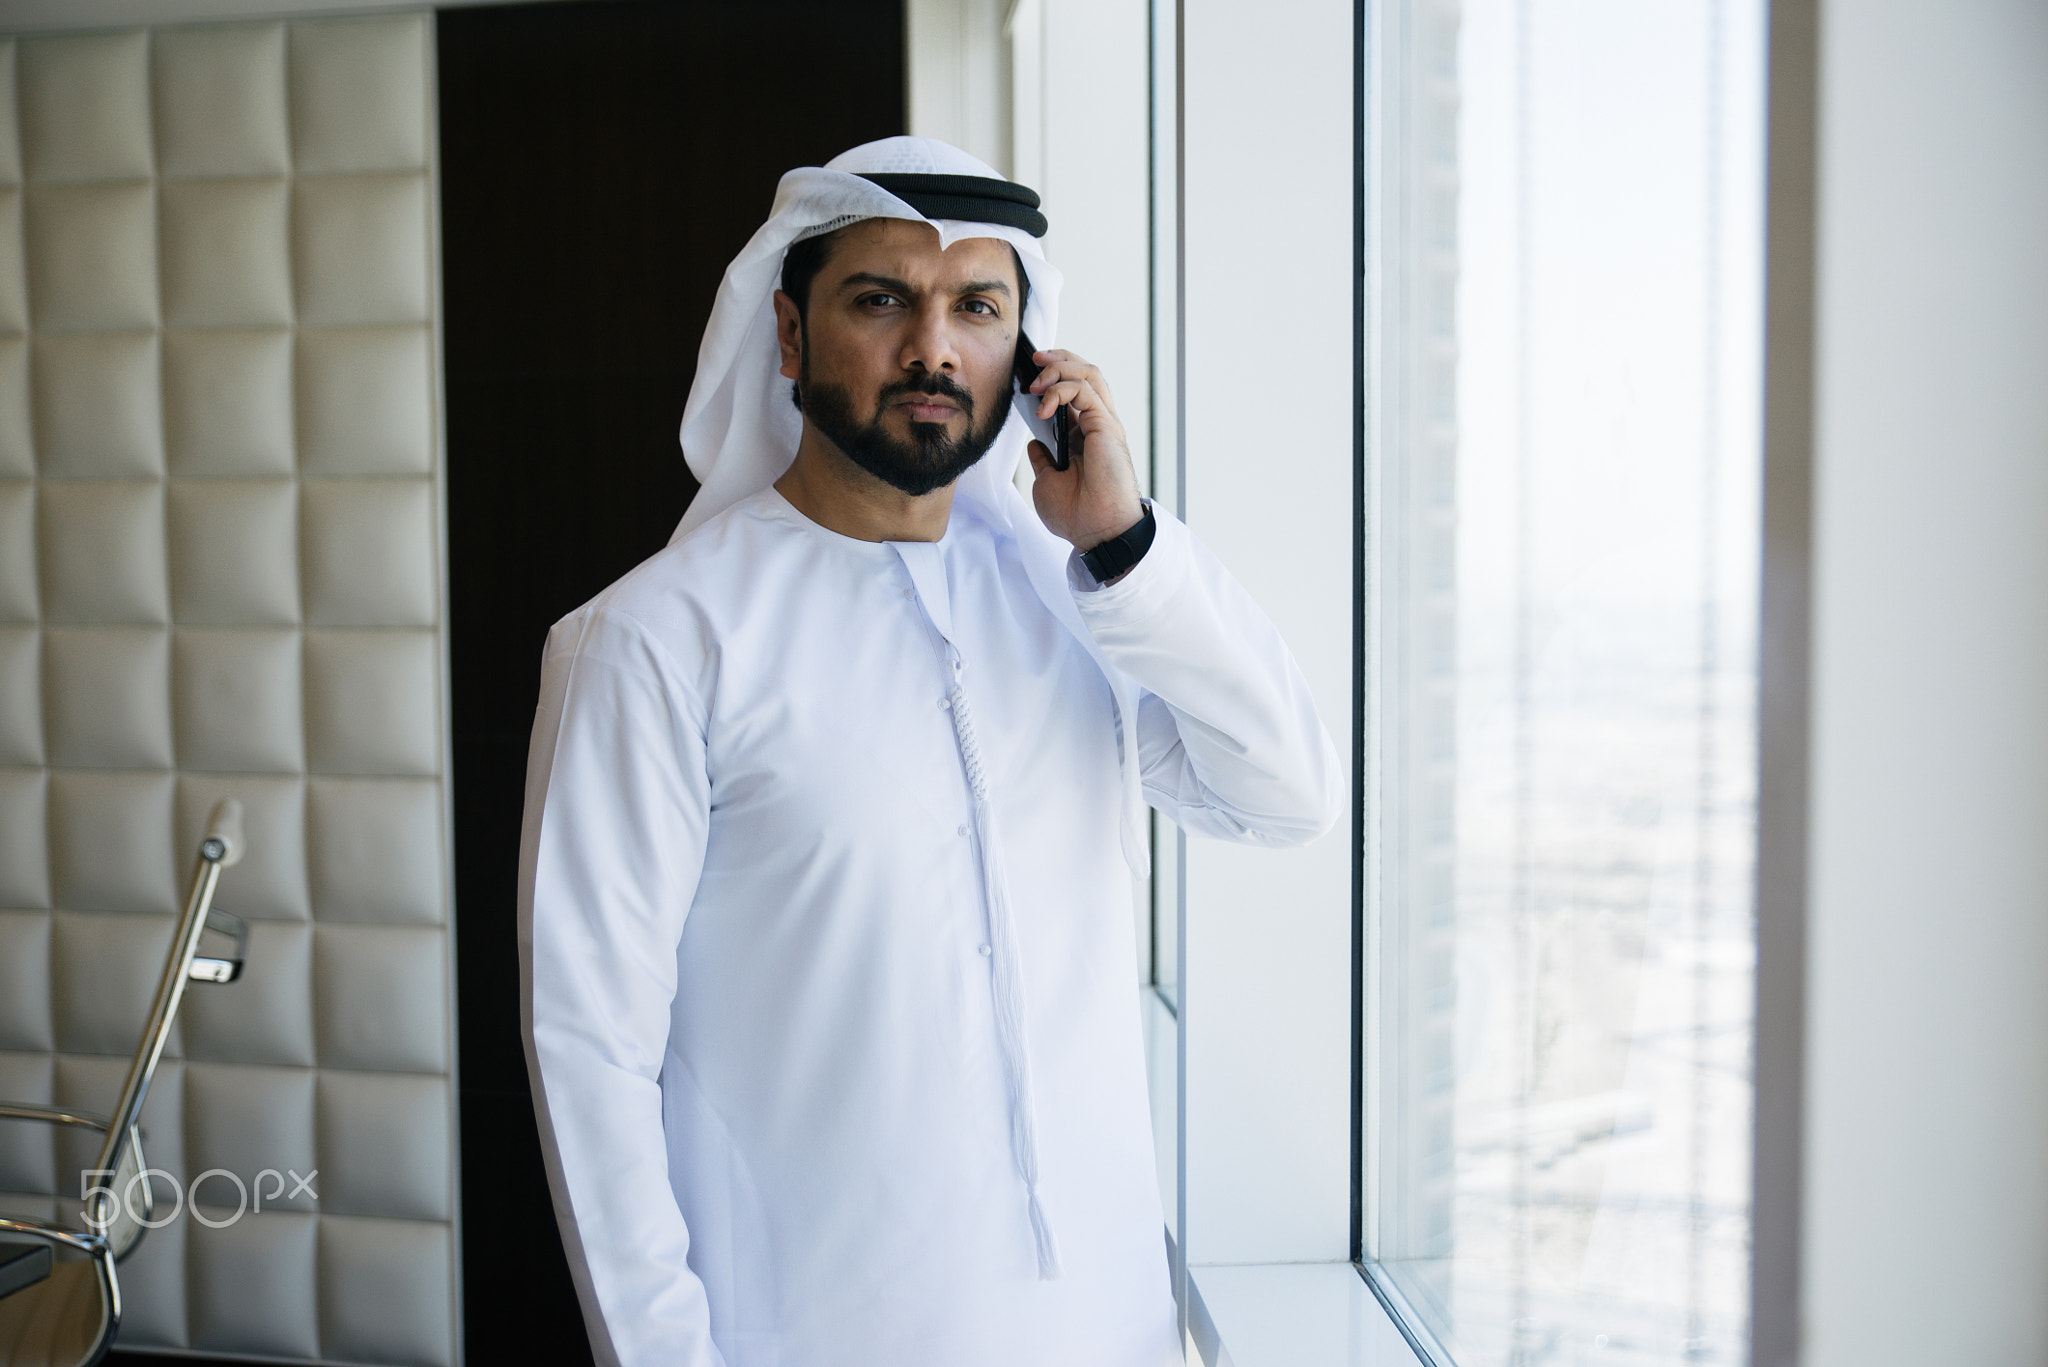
top-left (796, 363), bottom-right (1010, 498)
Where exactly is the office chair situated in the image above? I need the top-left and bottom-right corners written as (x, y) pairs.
top-left (0, 801), bottom-right (250, 1367)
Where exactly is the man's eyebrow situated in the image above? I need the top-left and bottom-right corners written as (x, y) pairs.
top-left (834, 272), bottom-right (1014, 300)
top-left (836, 272), bottom-right (914, 295)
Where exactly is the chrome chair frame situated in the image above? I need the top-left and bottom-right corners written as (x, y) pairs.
top-left (0, 801), bottom-right (246, 1367)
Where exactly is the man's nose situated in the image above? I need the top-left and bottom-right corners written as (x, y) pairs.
top-left (899, 303), bottom-right (963, 374)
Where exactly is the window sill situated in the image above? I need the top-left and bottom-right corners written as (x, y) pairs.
top-left (1190, 1261), bottom-right (1425, 1367)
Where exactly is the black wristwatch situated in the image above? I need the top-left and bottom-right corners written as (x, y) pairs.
top-left (1080, 504), bottom-right (1157, 584)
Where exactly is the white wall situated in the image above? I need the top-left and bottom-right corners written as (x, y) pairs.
top-left (1800, 1), bottom-right (2048, 1363)
top-left (1179, 0), bottom-right (1354, 1267)
top-left (906, 0), bottom-right (1011, 178)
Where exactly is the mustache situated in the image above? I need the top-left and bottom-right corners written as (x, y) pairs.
top-left (878, 372), bottom-right (975, 415)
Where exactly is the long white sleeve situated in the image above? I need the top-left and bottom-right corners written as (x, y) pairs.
top-left (1071, 505), bottom-right (1344, 846)
top-left (518, 606), bottom-right (727, 1367)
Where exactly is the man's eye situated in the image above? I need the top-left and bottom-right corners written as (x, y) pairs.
top-left (861, 292), bottom-right (903, 308)
top-left (962, 299), bottom-right (998, 316)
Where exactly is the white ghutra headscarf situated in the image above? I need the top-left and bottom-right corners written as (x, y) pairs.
top-left (670, 136), bottom-right (1065, 545)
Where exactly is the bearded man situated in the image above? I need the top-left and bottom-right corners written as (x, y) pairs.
top-left (519, 137), bottom-right (1340, 1367)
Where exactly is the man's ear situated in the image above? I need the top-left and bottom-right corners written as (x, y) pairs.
top-left (773, 290), bottom-right (803, 381)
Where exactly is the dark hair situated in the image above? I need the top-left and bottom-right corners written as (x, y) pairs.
top-left (778, 226), bottom-right (847, 319)
top-left (778, 223), bottom-right (1030, 325)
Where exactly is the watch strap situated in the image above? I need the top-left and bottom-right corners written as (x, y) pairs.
top-left (1080, 504), bottom-right (1157, 584)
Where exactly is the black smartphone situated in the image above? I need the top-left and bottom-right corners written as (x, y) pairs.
top-left (1013, 333), bottom-right (1073, 471)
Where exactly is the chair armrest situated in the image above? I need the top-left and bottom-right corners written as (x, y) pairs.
top-left (0, 1239), bottom-right (52, 1301)
top-left (0, 1104), bottom-right (110, 1133)
top-left (0, 1216), bottom-right (104, 1257)
top-left (190, 907), bottom-right (247, 984)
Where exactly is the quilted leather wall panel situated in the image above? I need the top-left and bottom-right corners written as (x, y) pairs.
top-left (161, 179), bottom-right (294, 329)
top-left (154, 24), bottom-right (290, 180)
top-left (0, 341), bottom-right (30, 469)
top-left (0, 16), bottom-right (457, 1365)
top-left (25, 186), bottom-right (160, 332)
top-left (297, 325), bottom-right (434, 476)
top-left (33, 333), bottom-right (164, 475)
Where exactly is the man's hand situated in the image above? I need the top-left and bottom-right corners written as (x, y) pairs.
top-left (1021, 349), bottom-right (1147, 552)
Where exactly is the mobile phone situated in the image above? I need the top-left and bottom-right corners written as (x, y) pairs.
top-left (1013, 333), bottom-right (1073, 471)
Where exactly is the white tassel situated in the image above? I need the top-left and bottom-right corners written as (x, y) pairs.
top-left (1027, 1185), bottom-right (1064, 1280)
top-left (948, 676), bottom-right (1063, 1281)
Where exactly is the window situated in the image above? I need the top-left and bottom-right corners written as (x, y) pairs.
top-left (1360, 2), bottom-right (1766, 1363)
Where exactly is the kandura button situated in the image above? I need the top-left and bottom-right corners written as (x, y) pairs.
top-left (978, 944), bottom-right (992, 956)
top-left (938, 697), bottom-right (951, 710)
top-left (956, 824), bottom-right (968, 836)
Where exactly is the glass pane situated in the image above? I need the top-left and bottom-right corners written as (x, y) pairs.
top-left (1367, 1), bottom-right (1764, 1363)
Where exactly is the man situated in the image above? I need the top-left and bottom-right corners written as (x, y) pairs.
top-left (520, 137), bottom-right (1340, 1367)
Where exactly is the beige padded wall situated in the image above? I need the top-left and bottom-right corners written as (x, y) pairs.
top-left (0, 14), bottom-right (459, 1365)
